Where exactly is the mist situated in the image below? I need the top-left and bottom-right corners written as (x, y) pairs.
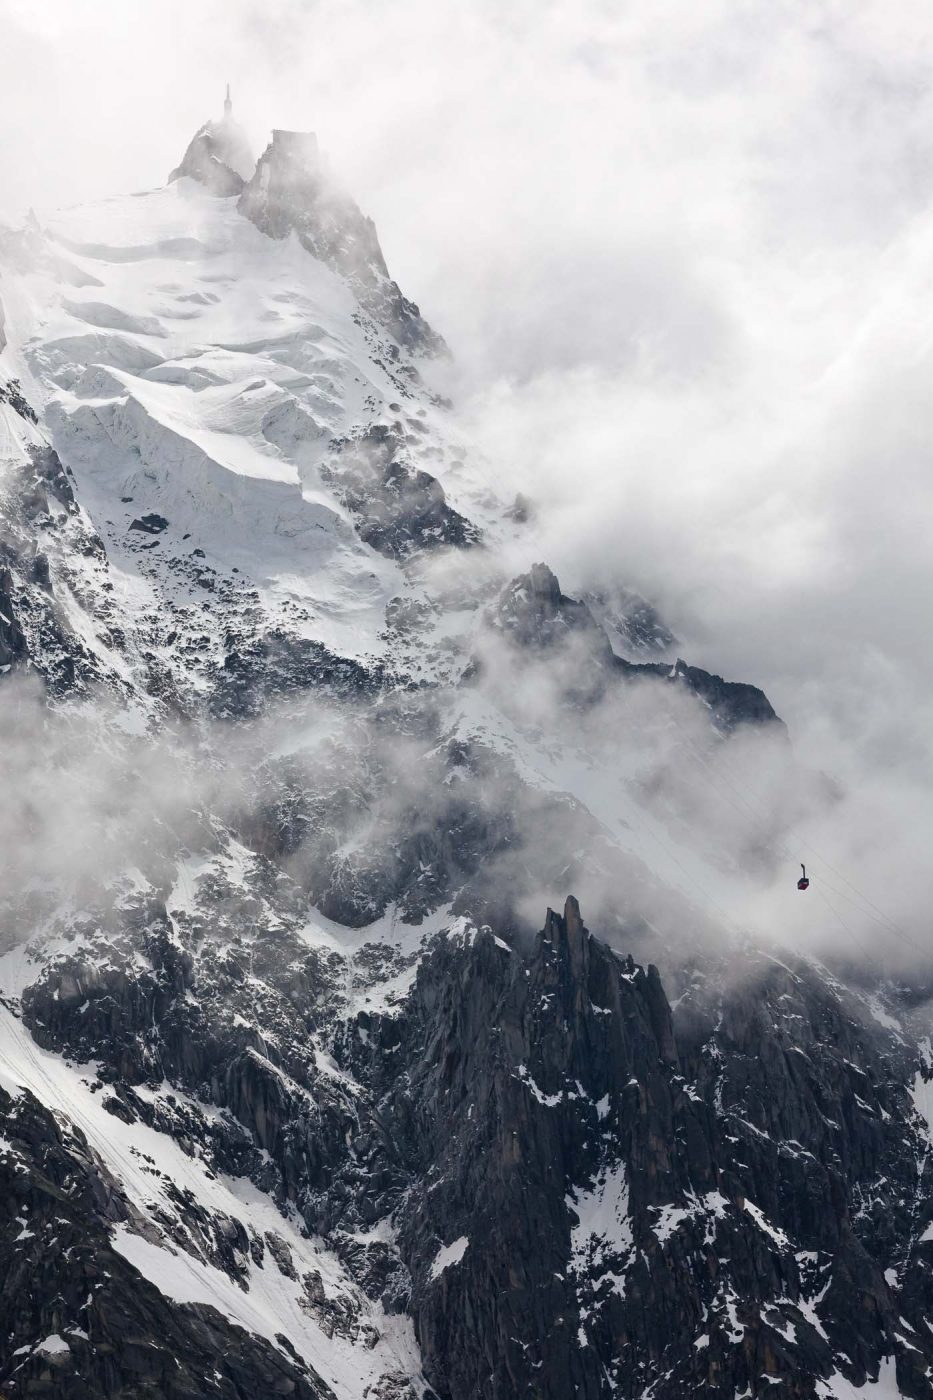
top-left (1, 0), bottom-right (930, 967)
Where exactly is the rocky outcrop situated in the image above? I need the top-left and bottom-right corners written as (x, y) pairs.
top-left (0, 377), bottom-right (38, 424)
top-left (0, 393), bottom-right (125, 696)
top-left (169, 93), bottom-right (254, 194)
top-left (481, 563), bottom-right (782, 732)
top-left (323, 425), bottom-right (479, 560)
top-left (378, 898), bottom-right (687, 1398)
top-left (210, 628), bottom-right (386, 719)
top-left (356, 901), bottom-right (933, 1399)
top-left (11, 860), bottom-right (933, 1399)
top-left (491, 562), bottom-right (613, 657)
top-left (238, 131), bottom-right (446, 355)
top-left (648, 655), bottom-right (783, 732)
top-left (0, 1078), bottom-right (334, 1399)
top-left (0, 564), bottom-right (27, 670)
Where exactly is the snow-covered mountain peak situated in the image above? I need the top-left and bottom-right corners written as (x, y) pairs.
top-left (0, 127), bottom-right (497, 711)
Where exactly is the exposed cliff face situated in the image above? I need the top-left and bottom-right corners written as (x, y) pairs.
top-left (8, 892), bottom-right (933, 1399)
top-left (323, 425), bottom-right (481, 560)
top-left (650, 657), bottom-right (780, 731)
top-left (384, 898), bottom-right (686, 1399)
top-left (0, 1081), bottom-right (334, 1399)
top-left (351, 899), bottom-right (933, 1400)
top-left (491, 562), bottom-right (614, 657)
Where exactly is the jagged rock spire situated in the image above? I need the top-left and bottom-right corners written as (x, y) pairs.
top-left (168, 86), bottom-right (255, 194)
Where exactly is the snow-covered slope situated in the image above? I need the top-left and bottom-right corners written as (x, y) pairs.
top-left (6, 175), bottom-right (487, 674)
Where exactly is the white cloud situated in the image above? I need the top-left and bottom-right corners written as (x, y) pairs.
top-left (1, 0), bottom-right (931, 960)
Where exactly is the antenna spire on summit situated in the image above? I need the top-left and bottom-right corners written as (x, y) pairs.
top-left (224, 83), bottom-right (232, 118)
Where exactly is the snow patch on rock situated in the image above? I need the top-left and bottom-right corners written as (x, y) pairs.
top-left (429, 1236), bottom-right (469, 1280)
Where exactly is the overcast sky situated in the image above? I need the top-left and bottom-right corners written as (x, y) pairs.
top-left (2, 0), bottom-right (932, 947)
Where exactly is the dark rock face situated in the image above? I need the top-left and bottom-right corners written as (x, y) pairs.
top-left (0, 1077), bottom-right (335, 1398)
top-left (210, 628), bottom-right (387, 719)
top-left (0, 377), bottom-right (39, 423)
top-left (128, 512), bottom-right (169, 535)
top-left (382, 897), bottom-right (686, 1399)
top-left (11, 847), bottom-right (933, 1399)
top-left (491, 562), bottom-right (612, 657)
top-left (482, 563), bottom-right (782, 732)
top-left (323, 426), bottom-right (480, 559)
top-left (650, 655), bottom-right (782, 732)
top-left (0, 563), bottom-right (28, 669)
top-left (0, 404), bottom-right (123, 696)
top-left (478, 562), bottom-right (618, 706)
top-left (238, 131), bottom-right (446, 355)
top-left (360, 901), bottom-right (933, 1399)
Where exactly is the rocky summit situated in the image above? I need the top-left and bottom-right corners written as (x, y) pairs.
top-left (0, 89), bottom-right (931, 1400)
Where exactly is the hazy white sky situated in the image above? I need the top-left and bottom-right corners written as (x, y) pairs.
top-left (2, 0), bottom-right (932, 943)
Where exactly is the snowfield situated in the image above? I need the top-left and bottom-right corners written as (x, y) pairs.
top-left (0, 998), bottom-right (426, 1398)
top-left (7, 178), bottom-right (491, 666)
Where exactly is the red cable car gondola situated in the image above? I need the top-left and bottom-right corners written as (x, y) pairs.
top-left (797, 863), bottom-right (809, 891)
